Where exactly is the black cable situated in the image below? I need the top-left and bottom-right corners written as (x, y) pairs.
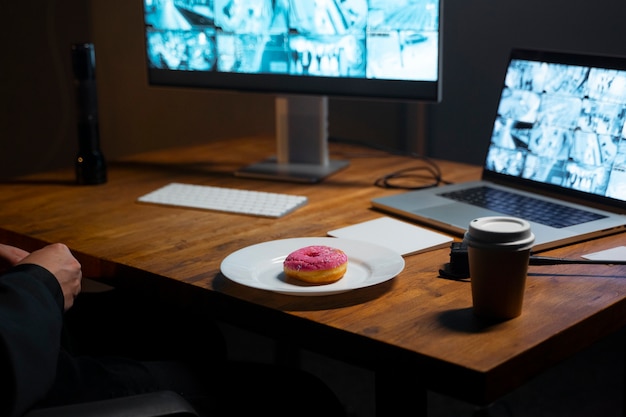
top-left (374, 163), bottom-right (445, 190)
top-left (329, 136), bottom-right (451, 190)
top-left (439, 241), bottom-right (626, 280)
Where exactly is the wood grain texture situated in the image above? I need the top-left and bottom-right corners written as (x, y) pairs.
top-left (2, 136), bottom-right (625, 406)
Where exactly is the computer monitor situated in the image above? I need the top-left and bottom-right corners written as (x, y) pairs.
top-left (143, 0), bottom-right (442, 182)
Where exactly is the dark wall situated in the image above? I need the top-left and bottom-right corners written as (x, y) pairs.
top-left (1, 0), bottom-right (90, 179)
top-left (428, 0), bottom-right (626, 164)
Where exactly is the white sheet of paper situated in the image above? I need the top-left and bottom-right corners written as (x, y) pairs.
top-left (328, 217), bottom-right (452, 256)
top-left (582, 246), bottom-right (626, 261)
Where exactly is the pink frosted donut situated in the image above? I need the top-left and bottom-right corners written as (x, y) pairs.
top-left (283, 245), bottom-right (348, 284)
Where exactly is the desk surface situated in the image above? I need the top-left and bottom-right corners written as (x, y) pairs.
top-left (2, 136), bottom-right (626, 406)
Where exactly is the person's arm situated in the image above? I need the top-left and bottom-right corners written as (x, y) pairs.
top-left (0, 264), bottom-right (65, 417)
top-left (0, 243), bottom-right (82, 417)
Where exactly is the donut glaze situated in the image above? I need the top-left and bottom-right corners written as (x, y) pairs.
top-left (283, 245), bottom-right (348, 284)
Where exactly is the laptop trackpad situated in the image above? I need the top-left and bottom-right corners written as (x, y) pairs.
top-left (414, 204), bottom-right (497, 229)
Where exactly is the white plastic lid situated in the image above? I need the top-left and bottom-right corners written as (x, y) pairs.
top-left (464, 216), bottom-right (535, 250)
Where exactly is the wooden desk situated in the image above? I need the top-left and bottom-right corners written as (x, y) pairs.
top-left (2, 136), bottom-right (626, 415)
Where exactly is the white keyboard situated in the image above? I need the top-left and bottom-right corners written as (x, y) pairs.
top-left (137, 182), bottom-right (308, 218)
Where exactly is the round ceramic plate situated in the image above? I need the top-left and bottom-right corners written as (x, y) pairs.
top-left (220, 237), bottom-right (405, 296)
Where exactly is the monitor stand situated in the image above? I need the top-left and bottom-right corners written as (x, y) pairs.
top-left (235, 95), bottom-right (349, 183)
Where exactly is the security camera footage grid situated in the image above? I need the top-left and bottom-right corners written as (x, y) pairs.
top-left (144, 0), bottom-right (439, 82)
top-left (486, 57), bottom-right (626, 201)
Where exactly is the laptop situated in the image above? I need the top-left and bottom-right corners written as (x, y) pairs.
top-left (372, 48), bottom-right (626, 252)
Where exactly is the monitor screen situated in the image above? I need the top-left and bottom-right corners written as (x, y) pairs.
top-left (142, 0), bottom-right (442, 182)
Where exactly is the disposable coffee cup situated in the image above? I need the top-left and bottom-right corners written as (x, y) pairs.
top-left (464, 216), bottom-right (535, 320)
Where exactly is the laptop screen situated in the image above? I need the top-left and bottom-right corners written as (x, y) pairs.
top-left (484, 49), bottom-right (626, 203)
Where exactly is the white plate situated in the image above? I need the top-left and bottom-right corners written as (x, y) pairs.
top-left (220, 237), bottom-right (405, 296)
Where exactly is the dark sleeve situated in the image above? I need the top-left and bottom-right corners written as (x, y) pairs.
top-left (0, 263), bottom-right (65, 417)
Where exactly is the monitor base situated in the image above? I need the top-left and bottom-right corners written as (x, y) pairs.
top-left (235, 157), bottom-right (349, 183)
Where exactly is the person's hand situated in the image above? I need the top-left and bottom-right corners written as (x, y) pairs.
top-left (15, 243), bottom-right (83, 310)
top-left (0, 243), bottom-right (30, 273)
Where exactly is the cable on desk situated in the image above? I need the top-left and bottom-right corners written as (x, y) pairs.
top-left (329, 136), bottom-right (452, 190)
top-left (374, 163), bottom-right (445, 190)
top-left (438, 241), bottom-right (626, 280)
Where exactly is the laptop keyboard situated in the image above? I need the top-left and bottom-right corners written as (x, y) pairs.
top-left (438, 186), bottom-right (606, 228)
